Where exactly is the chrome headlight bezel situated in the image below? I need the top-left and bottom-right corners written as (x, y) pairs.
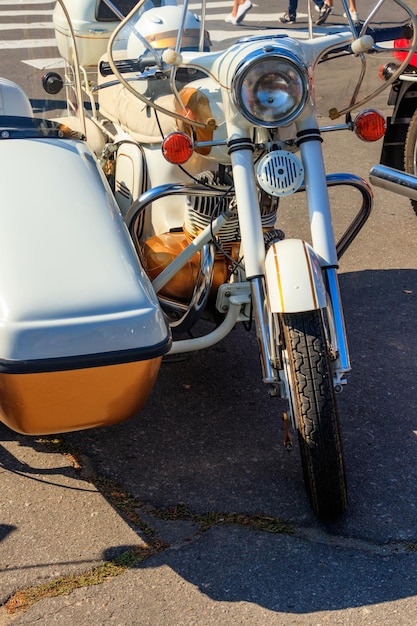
top-left (232, 48), bottom-right (309, 128)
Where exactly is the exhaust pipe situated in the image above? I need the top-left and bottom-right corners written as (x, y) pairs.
top-left (369, 164), bottom-right (417, 201)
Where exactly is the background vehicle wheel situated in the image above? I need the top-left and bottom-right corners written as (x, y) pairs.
top-left (404, 108), bottom-right (417, 217)
top-left (282, 310), bottom-right (347, 519)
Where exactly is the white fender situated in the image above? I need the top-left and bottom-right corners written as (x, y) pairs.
top-left (265, 239), bottom-right (327, 313)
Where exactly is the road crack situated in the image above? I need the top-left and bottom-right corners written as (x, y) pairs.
top-left (3, 435), bottom-right (416, 619)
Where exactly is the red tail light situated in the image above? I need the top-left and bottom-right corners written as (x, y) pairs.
top-left (162, 132), bottom-right (194, 164)
top-left (353, 109), bottom-right (386, 142)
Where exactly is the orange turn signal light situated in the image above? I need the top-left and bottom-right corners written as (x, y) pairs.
top-left (162, 132), bottom-right (194, 164)
top-left (353, 109), bottom-right (386, 142)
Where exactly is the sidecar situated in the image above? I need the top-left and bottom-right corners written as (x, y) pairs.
top-left (0, 78), bottom-right (170, 436)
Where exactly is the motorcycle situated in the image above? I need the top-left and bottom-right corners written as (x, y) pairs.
top-left (1, 0), bottom-right (415, 519)
top-left (379, 19), bottom-right (417, 214)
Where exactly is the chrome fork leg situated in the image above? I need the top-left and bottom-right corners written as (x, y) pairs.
top-left (250, 276), bottom-right (276, 385)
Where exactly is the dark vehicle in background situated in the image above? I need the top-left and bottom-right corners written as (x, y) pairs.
top-left (380, 25), bottom-right (417, 214)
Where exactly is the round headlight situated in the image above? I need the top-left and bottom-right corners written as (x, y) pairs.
top-left (232, 50), bottom-right (309, 127)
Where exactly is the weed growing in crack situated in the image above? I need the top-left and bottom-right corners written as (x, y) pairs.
top-left (5, 545), bottom-right (163, 615)
top-left (10, 435), bottom-right (294, 617)
top-left (151, 504), bottom-right (294, 535)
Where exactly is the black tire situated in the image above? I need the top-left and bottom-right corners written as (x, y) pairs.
top-left (404, 108), bottom-right (417, 217)
top-left (282, 310), bottom-right (347, 519)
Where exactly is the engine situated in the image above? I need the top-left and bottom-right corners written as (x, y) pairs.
top-left (142, 170), bottom-right (279, 302)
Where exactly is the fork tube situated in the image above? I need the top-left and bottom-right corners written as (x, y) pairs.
top-left (326, 267), bottom-right (351, 372)
top-left (229, 144), bottom-right (265, 278)
top-left (251, 276), bottom-right (276, 384)
top-left (298, 133), bottom-right (338, 267)
top-left (230, 142), bottom-right (276, 383)
top-left (298, 131), bottom-right (350, 372)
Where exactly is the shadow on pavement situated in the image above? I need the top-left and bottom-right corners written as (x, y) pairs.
top-left (1, 268), bottom-right (416, 615)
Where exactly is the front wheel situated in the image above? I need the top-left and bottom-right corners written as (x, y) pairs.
top-left (404, 108), bottom-right (417, 217)
top-left (282, 310), bottom-right (347, 519)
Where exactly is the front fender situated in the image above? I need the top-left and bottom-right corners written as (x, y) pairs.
top-left (265, 239), bottom-right (327, 313)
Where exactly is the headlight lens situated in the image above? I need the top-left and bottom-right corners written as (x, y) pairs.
top-left (232, 50), bottom-right (309, 127)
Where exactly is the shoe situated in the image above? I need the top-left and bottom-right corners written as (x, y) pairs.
top-left (314, 3), bottom-right (333, 13)
top-left (225, 13), bottom-right (238, 23)
top-left (315, 4), bottom-right (331, 25)
top-left (236, 0), bottom-right (252, 23)
top-left (343, 10), bottom-right (358, 21)
top-left (280, 12), bottom-right (296, 23)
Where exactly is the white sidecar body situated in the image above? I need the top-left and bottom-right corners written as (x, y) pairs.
top-left (0, 86), bottom-right (170, 435)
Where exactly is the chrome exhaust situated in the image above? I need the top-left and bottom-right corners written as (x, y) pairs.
top-left (369, 164), bottom-right (417, 201)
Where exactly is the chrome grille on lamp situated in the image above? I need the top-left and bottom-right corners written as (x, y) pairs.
top-left (184, 171), bottom-right (278, 247)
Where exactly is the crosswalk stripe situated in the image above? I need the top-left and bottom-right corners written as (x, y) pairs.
top-left (0, 10), bottom-right (53, 16)
top-left (0, 0), bottom-right (54, 4)
top-left (188, 12), bottom-right (273, 21)
top-left (208, 27), bottom-right (312, 42)
top-left (207, 11), bottom-right (308, 21)
top-left (0, 23), bottom-right (54, 30)
top-left (0, 38), bottom-right (56, 49)
top-left (22, 57), bottom-right (65, 69)
top-left (189, 1), bottom-right (259, 8)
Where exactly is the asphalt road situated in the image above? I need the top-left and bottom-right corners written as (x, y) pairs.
top-left (1, 1), bottom-right (417, 625)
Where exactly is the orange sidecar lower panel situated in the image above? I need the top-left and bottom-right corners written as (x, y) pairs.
top-left (0, 358), bottom-right (162, 436)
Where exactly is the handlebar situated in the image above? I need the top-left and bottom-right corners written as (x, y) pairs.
top-left (99, 49), bottom-right (163, 77)
top-left (100, 23), bottom-right (414, 80)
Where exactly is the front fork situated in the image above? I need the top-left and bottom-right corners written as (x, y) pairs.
top-left (299, 130), bottom-right (350, 374)
top-left (229, 133), bottom-right (350, 386)
top-left (228, 139), bottom-right (277, 384)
